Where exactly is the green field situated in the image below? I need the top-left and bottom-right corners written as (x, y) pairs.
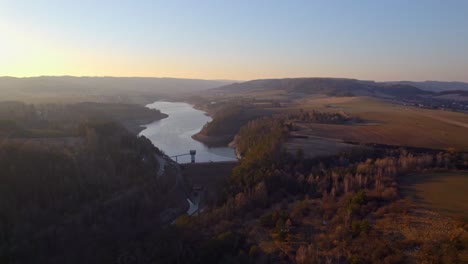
top-left (400, 171), bottom-right (468, 218)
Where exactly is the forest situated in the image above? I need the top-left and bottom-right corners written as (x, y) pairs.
top-left (0, 101), bottom-right (166, 136)
top-left (287, 109), bottom-right (363, 124)
top-left (0, 120), bottom-right (174, 263)
top-left (193, 100), bottom-right (265, 145)
top-left (0, 101), bottom-right (179, 263)
top-left (1, 101), bottom-right (468, 263)
top-left (155, 118), bottom-right (468, 263)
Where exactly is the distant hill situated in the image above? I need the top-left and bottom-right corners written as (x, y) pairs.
top-left (0, 76), bottom-right (231, 104)
top-left (374, 83), bottom-right (433, 97)
top-left (437, 90), bottom-right (468, 96)
top-left (386, 81), bottom-right (468, 92)
top-left (209, 77), bottom-right (432, 98)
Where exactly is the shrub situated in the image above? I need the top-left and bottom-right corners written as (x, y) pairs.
top-left (249, 245), bottom-right (258, 257)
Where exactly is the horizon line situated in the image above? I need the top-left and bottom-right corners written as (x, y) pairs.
top-left (1, 75), bottom-right (467, 84)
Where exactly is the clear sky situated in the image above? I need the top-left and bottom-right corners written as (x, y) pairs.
top-left (0, 0), bottom-right (467, 81)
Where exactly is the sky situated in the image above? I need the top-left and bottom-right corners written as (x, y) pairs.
top-left (0, 0), bottom-right (467, 81)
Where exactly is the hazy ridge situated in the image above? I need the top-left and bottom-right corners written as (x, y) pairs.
top-left (0, 76), bottom-right (232, 104)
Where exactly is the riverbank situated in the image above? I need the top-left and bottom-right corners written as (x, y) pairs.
top-left (140, 101), bottom-right (237, 163)
top-left (191, 132), bottom-right (234, 147)
top-left (189, 102), bottom-right (232, 146)
top-left (123, 113), bottom-right (168, 135)
top-left (190, 102), bottom-right (261, 147)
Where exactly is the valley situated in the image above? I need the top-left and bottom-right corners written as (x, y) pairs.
top-left (1, 77), bottom-right (468, 263)
top-left (3, 1), bottom-right (468, 262)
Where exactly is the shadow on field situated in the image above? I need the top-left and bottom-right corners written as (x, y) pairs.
top-left (399, 172), bottom-right (468, 217)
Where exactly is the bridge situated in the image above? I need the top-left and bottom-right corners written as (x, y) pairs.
top-left (170, 150), bottom-right (196, 163)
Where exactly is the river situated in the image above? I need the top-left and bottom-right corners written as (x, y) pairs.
top-left (139, 101), bottom-right (237, 163)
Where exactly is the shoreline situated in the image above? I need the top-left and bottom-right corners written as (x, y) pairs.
top-left (126, 113), bottom-right (169, 135)
top-left (190, 103), bottom-right (238, 147)
top-left (191, 132), bottom-right (234, 147)
top-left (139, 100), bottom-right (238, 162)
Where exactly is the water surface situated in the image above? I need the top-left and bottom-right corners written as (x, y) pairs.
top-left (140, 101), bottom-right (236, 163)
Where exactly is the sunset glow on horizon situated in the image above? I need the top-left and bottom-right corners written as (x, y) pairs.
top-left (1, 0), bottom-right (467, 81)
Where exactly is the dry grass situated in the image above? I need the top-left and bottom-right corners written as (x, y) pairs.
top-left (281, 96), bottom-right (468, 151)
top-left (297, 95), bottom-right (361, 106)
top-left (399, 171), bottom-right (468, 218)
top-left (375, 204), bottom-right (468, 263)
top-left (285, 136), bottom-right (358, 159)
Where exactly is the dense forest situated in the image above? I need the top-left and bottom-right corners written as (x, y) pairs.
top-left (0, 120), bottom-right (176, 263)
top-left (0, 101), bottom-right (166, 136)
top-left (0, 101), bottom-right (183, 263)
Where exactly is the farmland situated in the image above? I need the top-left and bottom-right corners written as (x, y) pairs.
top-left (281, 96), bottom-right (468, 151)
top-left (399, 171), bottom-right (468, 218)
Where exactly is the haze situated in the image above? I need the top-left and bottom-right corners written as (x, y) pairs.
top-left (1, 0), bottom-right (467, 81)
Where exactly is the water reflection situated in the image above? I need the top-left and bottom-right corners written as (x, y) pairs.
top-left (139, 101), bottom-right (237, 163)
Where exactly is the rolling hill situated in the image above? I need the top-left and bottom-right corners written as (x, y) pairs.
top-left (0, 76), bottom-right (231, 104)
top-left (387, 81), bottom-right (468, 92)
top-left (208, 77), bottom-right (434, 98)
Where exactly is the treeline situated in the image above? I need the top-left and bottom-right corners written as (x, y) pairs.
top-left (286, 149), bottom-right (468, 263)
top-left (288, 109), bottom-right (363, 124)
top-left (0, 121), bottom-right (170, 263)
top-left (194, 101), bottom-right (264, 145)
top-left (201, 105), bottom-right (245, 136)
top-left (0, 101), bottom-right (166, 137)
top-left (230, 118), bottom-right (289, 189)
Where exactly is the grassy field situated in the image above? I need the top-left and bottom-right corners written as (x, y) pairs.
top-left (201, 93), bottom-right (468, 152)
top-left (280, 96), bottom-right (468, 151)
top-left (399, 171), bottom-right (468, 218)
top-left (285, 137), bottom-right (359, 159)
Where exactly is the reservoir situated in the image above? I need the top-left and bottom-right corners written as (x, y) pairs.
top-left (139, 101), bottom-right (237, 163)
